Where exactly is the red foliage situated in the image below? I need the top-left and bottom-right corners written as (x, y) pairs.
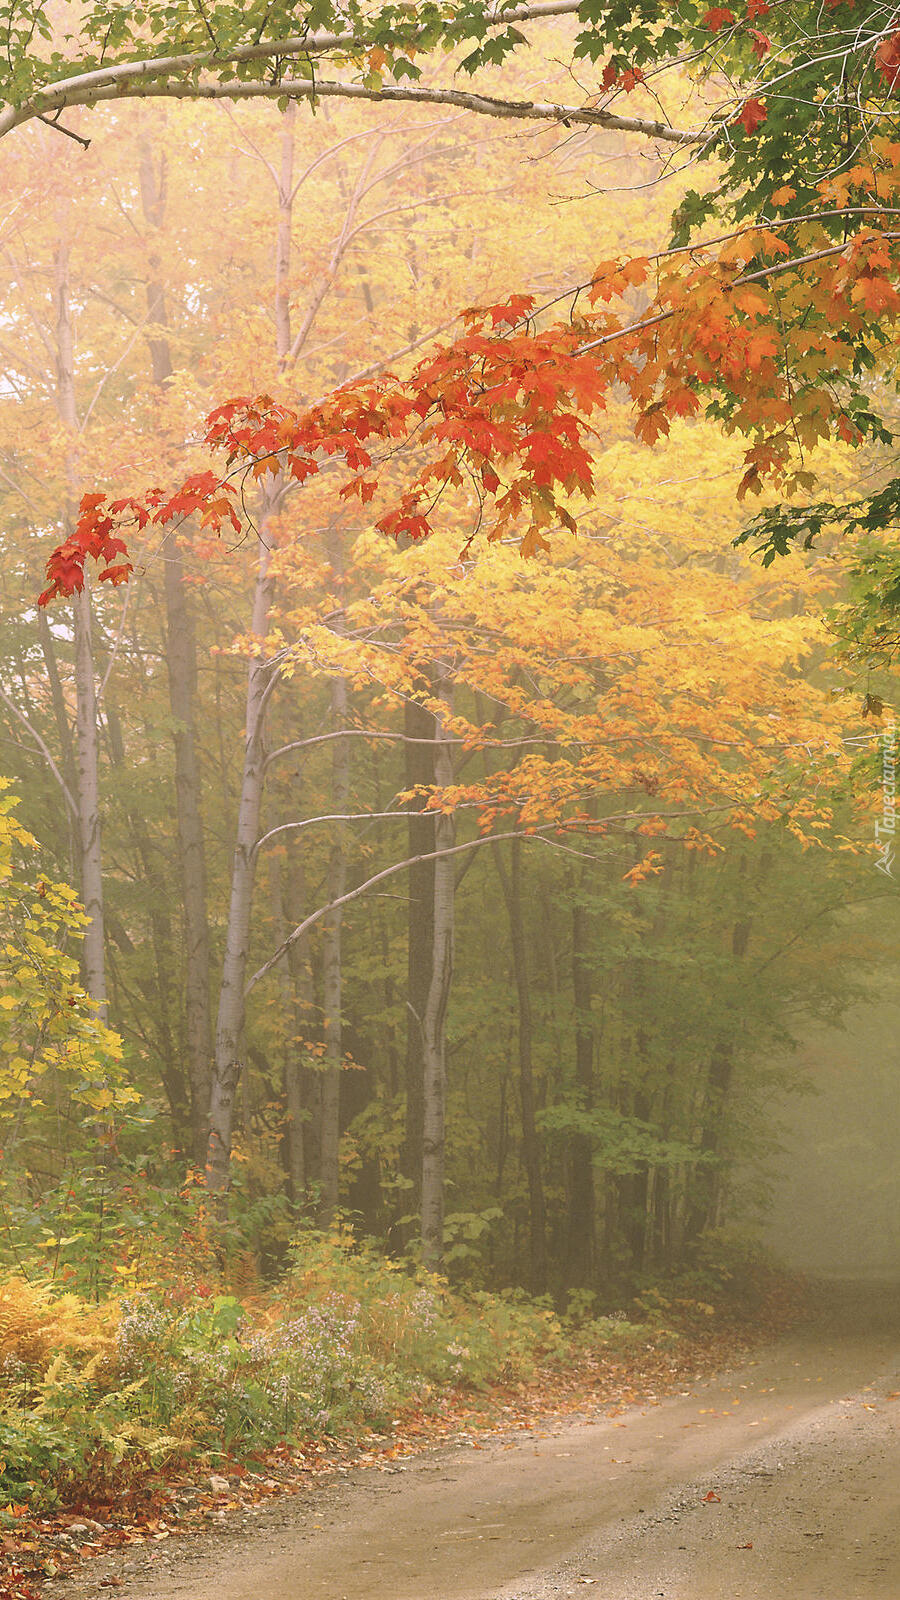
top-left (35, 181), bottom-right (900, 603)
top-left (702, 6), bottom-right (736, 29)
top-left (875, 30), bottom-right (900, 90)
top-left (734, 97), bottom-right (768, 134)
top-left (38, 493), bottom-right (135, 606)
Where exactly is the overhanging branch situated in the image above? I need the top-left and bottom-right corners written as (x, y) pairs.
top-left (0, 1), bottom-right (583, 138)
top-left (0, 74), bottom-right (707, 144)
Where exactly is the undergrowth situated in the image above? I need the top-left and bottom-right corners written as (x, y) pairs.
top-left (0, 1166), bottom-right (804, 1523)
top-left (0, 1223), bottom-right (668, 1512)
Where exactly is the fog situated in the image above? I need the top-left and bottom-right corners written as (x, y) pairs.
top-left (761, 915), bottom-right (900, 1282)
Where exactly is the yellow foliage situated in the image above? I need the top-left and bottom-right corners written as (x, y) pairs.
top-left (0, 778), bottom-right (137, 1118)
top-left (0, 1275), bottom-right (117, 1372)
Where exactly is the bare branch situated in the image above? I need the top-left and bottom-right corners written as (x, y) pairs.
top-left (244, 801), bottom-right (741, 995)
top-left (0, 688), bottom-right (77, 817)
top-left (252, 807), bottom-right (442, 857)
top-left (36, 114), bottom-right (91, 148)
top-left (265, 730), bottom-right (564, 765)
top-left (245, 824), bottom-right (579, 994)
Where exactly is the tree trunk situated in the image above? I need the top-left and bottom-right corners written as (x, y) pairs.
top-left (269, 778), bottom-right (314, 1207)
top-left (164, 545), bottom-right (214, 1162)
top-left (283, 838), bottom-right (318, 1199)
top-left (205, 103), bottom-right (297, 1195)
top-left (139, 134), bottom-right (214, 1165)
top-left (685, 917), bottom-right (752, 1242)
top-left (493, 835), bottom-right (546, 1294)
top-left (420, 676), bottom-right (455, 1270)
top-left (106, 700), bottom-right (190, 1148)
top-left (319, 669), bottom-right (350, 1221)
top-left (206, 537), bottom-right (274, 1193)
top-left (72, 589), bottom-right (106, 1013)
top-left (400, 695), bottom-right (436, 1220)
top-left (54, 228), bottom-right (106, 1015)
top-left (568, 885), bottom-right (596, 1288)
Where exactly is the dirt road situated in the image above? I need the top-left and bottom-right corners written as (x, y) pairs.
top-left (57, 1282), bottom-right (900, 1600)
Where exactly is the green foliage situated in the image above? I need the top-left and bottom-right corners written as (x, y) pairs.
top-left (0, 1146), bottom-right (299, 1302)
top-left (0, 1), bottom-right (565, 108)
top-left (0, 1357), bottom-right (178, 1507)
top-left (441, 1206), bottom-right (504, 1265)
top-left (282, 1223), bottom-right (566, 1386)
top-left (736, 476), bottom-right (900, 569)
top-left (537, 1103), bottom-right (704, 1176)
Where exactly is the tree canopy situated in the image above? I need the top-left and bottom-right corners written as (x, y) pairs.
top-left (19, 0), bottom-right (900, 629)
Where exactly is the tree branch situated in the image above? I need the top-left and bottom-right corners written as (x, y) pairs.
top-left (1, 75), bottom-right (706, 146)
top-left (244, 801), bottom-right (735, 996)
top-left (265, 730), bottom-right (561, 766)
top-left (245, 823), bottom-right (589, 995)
top-left (252, 808), bottom-right (444, 857)
top-left (0, 688), bottom-right (78, 818)
top-left (36, 113), bottom-right (91, 148)
top-left (0, 1), bottom-right (587, 143)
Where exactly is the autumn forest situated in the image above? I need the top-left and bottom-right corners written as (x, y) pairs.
top-left (0, 2), bottom-right (899, 1582)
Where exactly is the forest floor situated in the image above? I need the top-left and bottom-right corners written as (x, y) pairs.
top-left (31, 1278), bottom-right (900, 1600)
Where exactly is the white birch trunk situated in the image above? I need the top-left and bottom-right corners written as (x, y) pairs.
top-left (139, 134), bottom-right (214, 1161)
top-left (272, 848), bottom-right (309, 1200)
top-left (319, 669), bottom-right (349, 1220)
top-left (206, 537), bottom-right (274, 1192)
top-left (420, 677), bottom-right (455, 1269)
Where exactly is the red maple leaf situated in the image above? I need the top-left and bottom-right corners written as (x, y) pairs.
top-left (875, 31), bottom-right (900, 90)
top-left (734, 97), bottom-right (768, 134)
top-left (702, 6), bottom-right (736, 29)
top-left (486, 294), bottom-right (536, 328)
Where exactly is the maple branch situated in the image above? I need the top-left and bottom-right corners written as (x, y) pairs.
top-left (576, 232), bottom-right (900, 356)
top-left (0, 76), bottom-right (707, 147)
top-left (523, 206), bottom-right (900, 334)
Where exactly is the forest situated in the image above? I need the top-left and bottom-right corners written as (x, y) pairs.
top-left (0, 3), bottom-right (898, 1591)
